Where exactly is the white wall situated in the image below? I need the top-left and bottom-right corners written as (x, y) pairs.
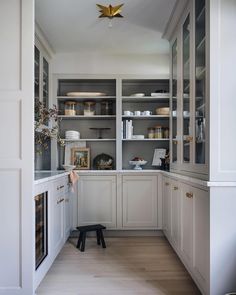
top-left (51, 52), bottom-right (169, 76)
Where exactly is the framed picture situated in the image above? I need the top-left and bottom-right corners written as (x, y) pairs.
top-left (71, 148), bottom-right (90, 170)
top-left (152, 148), bottom-right (166, 166)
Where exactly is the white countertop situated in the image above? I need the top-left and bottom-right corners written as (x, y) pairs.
top-left (34, 170), bottom-right (236, 188)
top-left (34, 171), bottom-right (70, 185)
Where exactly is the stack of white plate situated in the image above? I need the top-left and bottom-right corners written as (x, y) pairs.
top-left (65, 130), bottom-right (80, 140)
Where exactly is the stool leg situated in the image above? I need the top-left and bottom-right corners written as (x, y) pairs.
top-left (76, 232), bottom-right (83, 249)
top-left (80, 232), bottom-right (86, 252)
top-left (99, 229), bottom-right (106, 248)
top-left (96, 230), bottom-right (101, 245)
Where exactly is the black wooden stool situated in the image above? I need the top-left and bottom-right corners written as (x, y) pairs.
top-left (76, 224), bottom-right (106, 252)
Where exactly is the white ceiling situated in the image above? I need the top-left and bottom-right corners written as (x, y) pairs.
top-left (35, 0), bottom-right (176, 55)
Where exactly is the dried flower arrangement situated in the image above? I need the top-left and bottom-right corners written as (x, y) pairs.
top-left (35, 98), bottom-right (64, 152)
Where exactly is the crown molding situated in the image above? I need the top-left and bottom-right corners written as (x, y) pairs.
top-left (35, 22), bottom-right (55, 58)
top-left (162, 0), bottom-right (189, 40)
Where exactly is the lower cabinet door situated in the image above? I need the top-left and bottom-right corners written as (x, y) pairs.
top-left (180, 183), bottom-right (194, 267)
top-left (78, 176), bottom-right (116, 228)
top-left (193, 186), bottom-right (209, 292)
top-left (64, 192), bottom-right (71, 241)
top-left (122, 176), bottom-right (157, 228)
top-left (171, 180), bottom-right (180, 248)
top-left (162, 177), bottom-right (172, 237)
top-left (51, 192), bottom-right (64, 256)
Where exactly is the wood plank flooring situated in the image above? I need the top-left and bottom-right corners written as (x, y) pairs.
top-left (36, 237), bottom-right (201, 295)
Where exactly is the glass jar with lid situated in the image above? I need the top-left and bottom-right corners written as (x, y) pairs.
top-left (155, 126), bottom-right (163, 138)
top-left (64, 101), bottom-right (76, 116)
top-left (101, 100), bottom-right (113, 115)
top-left (163, 127), bottom-right (169, 139)
top-left (84, 101), bottom-right (96, 116)
top-left (148, 127), bottom-right (155, 139)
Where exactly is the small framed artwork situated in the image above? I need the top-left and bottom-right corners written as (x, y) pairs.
top-left (71, 148), bottom-right (90, 170)
top-left (152, 148), bottom-right (166, 166)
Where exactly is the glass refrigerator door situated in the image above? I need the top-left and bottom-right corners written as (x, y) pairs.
top-left (35, 192), bottom-right (48, 269)
top-left (195, 0), bottom-right (206, 164)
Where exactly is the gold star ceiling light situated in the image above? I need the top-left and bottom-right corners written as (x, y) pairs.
top-left (96, 3), bottom-right (124, 19)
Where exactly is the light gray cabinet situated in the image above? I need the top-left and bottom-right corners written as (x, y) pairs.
top-left (122, 175), bottom-right (158, 228)
top-left (162, 176), bottom-right (171, 236)
top-left (51, 178), bottom-right (67, 257)
top-left (162, 175), bottom-right (209, 294)
top-left (78, 175), bottom-right (117, 228)
top-left (169, 0), bottom-right (208, 177)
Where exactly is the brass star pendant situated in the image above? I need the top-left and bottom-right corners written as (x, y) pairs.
top-left (96, 4), bottom-right (124, 19)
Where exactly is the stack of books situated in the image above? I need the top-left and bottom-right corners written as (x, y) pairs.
top-left (122, 120), bottom-right (133, 139)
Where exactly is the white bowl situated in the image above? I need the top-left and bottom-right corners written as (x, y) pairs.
top-left (62, 164), bottom-right (76, 171)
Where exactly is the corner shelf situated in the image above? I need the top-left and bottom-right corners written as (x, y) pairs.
top-left (58, 115), bottom-right (116, 120)
top-left (122, 138), bottom-right (169, 141)
top-left (122, 115), bottom-right (169, 120)
top-left (57, 96), bottom-right (116, 102)
top-left (63, 138), bottom-right (116, 142)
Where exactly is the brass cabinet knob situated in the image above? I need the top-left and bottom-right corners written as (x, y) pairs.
top-left (186, 192), bottom-right (193, 198)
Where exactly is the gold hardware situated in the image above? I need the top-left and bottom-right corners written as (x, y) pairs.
top-left (165, 182), bottom-right (170, 186)
top-left (173, 140), bottom-right (178, 145)
top-left (57, 198), bottom-right (65, 204)
top-left (174, 186), bottom-right (178, 190)
top-left (57, 185), bottom-right (64, 190)
top-left (186, 192), bottom-right (193, 198)
top-left (34, 195), bottom-right (40, 201)
top-left (185, 136), bottom-right (193, 142)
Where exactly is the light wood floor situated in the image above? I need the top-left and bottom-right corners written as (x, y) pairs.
top-left (36, 237), bottom-right (201, 295)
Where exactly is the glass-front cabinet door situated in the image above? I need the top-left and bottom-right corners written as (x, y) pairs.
top-left (194, 0), bottom-right (206, 165)
top-left (171, 39), bottom-right (178, 163)
top-left (182, 14), bottom-right (191, 163)
top-left (43, 58), bottom-right (49, 109)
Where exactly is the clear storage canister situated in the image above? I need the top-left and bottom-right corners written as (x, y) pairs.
top-left (163, 127), bottom-right (169, 139)
top-left (64, 101), bottom-right (76, 116)
top-left (101, 100), bottom-right (113, 115)
top-left (148, 127), bottom-right (155, 139)
top-left (155, 126), bottom-right (163, 138)
top-left (84, 101), bottom-right (96, 116)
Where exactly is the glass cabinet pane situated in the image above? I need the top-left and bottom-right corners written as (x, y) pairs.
top-left (182, 15), bottom-right (190, 163)
top-left (195, 0), bottom-right (206, 164)
top-left (172, 40), bottom-right (178, 163)
top-left (43, 58), bottom-right (49, 109)
top-left (35, 46), bottom-right (40, 100)
top-left (34, 46), bottom-right (40, 121)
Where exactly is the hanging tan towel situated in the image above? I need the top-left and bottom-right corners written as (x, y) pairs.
top-left (69, 170), bottom-right (79, 192)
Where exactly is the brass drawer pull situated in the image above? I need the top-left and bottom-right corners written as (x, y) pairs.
top-left (186, 192), bottom-right (193, 198)
top-left (173, 186), bottom-right (178, 190)
top-left (185, 136), bottom-right (193, 142)
top-left (57, 185), bottom-right (65, 190)
top-left (57, 198), bottom-right (65, 204)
